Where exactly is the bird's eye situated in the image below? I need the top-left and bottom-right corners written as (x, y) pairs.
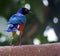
top-left (25, 9), bottom-right (28, 12)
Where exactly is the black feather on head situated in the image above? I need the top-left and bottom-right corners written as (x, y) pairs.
top-left (17, 8), bottom-right (30, 15)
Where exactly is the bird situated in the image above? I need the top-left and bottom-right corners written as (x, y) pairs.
top-left (5, 8), bottom-right (32, 45)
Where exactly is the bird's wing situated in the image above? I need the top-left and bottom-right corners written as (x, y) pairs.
top-left (8, 14), bottom-right (26, 24)
top-left (5, 24), bottom-right (18, 32)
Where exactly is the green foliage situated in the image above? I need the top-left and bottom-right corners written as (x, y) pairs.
top-left (12, 33), bottom-right (19, 45)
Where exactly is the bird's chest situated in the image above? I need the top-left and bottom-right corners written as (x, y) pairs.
top-left (21, 17), bottom-right (26, 24)
top-left (16, 15), bottom-right (26, 24)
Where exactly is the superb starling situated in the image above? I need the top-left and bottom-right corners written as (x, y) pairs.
top-left (6, 8), bottom-right (31, 45)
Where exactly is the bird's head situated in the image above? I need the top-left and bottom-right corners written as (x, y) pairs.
top-left (17, 8), bottom-right (32, 15)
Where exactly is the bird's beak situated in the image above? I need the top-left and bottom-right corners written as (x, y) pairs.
top-left (29, 11), bottom-right (32, 13)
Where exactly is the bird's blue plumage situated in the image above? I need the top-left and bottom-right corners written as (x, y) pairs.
top-left (5, 8), bottom-right (30, 32)
top-left (9, 13), bottom-right (26, 24)
top-left (6, 13), bottom-right (26, 32)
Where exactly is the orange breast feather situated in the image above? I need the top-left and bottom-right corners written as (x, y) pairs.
top-left (18, 24), bottom-right (25, 37)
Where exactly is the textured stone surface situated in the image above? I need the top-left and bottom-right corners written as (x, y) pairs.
top-left (0, 43), bottom-right (60, 56)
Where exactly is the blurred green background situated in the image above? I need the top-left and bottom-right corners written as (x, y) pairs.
top-left (0, 0), bottom-right (60, 45)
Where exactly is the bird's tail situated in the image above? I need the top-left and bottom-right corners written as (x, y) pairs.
top-left (5, 24), bottom-right (18, 32)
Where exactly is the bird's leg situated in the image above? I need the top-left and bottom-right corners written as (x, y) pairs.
top-left (18, 24), bottom-right (25, 45)
top-left (12, 32), bottom-right (15, 37)
top-left (19, 34), bottom-right (22, 45)
top-left (10, 32), bottom-right (15, 46)
top-left (19, 31), bottom-right (23, 45)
